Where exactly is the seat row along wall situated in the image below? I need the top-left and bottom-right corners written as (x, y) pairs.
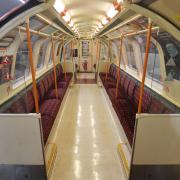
top-left (99, 63), bottom-right (180, 146)
top-left (0, 64), bottom-right (73, 144)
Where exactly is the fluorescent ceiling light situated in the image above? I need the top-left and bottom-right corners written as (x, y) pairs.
top-left (107, 5), bottom-right (118, 18)
top-left (69, 20), bottom-right (74, 27)
top-left (53, 0), bottom-right (65, 13)
top-left (19, 0), bottom-right (26, 4)
top-left (98, 23), bottom-right (103, 29)
top-left (63, 12), bottom-right (70, 22)
top-left (102, 17), bottom-right (109, 25)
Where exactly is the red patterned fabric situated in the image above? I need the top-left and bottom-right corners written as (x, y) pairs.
top-left (133, 85), bottom-right (140, 107)
top-left (123, 77), bottom-right (131, 94)
top-left (11, 99), bottom-right (26, 113)
top-left (127, 80), bottom-right (137, 99)
top-left (42, 78), bottom-right (50, 93)
top-left (23, 90), bottom-right (35, 113)
top-left (47, 88), bottom-right (65, 100)
top-left (41, 115), bottom-right (54, 143)
top-left (47, 73), bottom-right (53, 88)
top-left (120, 74), bottom-right (126, 88)
top-left (40, 99), bottom-right (60, 119)
top-left (37, 81), bottom-right (46, 101)
top-left (141, 91), bottom-right (151, 113)
top-left (148, 97), bottom-right (165, 113)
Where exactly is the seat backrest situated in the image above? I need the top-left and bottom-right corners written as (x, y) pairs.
top-left (120, 73), bottom-right (126, 89)
top-left (141, 91), bottom-right (151, 113)
top-left (148, 97), bottom-right (165, 113)
top-left (37, 81), bottom-right (46, 102)
top-left (127, 80), bottom-right (137, 99)
top-left (123, 76), bottom-right (131, 94)
top-left (22, 90), bottom-right (35, 113)
top-left (42, 77), bottom-right (50, 93)
top-left (47, 73), bottom-right (53, 89)
top-left (133, 85), bottom-right (140, 108)
top-left (10, 98), bottom-right (26, 113)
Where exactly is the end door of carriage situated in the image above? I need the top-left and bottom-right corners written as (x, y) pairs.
top-left (79, 40), bottom-right (93, 72)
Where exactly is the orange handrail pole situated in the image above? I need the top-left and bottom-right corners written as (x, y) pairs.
top-left (116, 35), bottom-right (124, 98)
top-left (51, 35), bottom-right (58, 99)
top-left (138, 21), bottom-right (152, 113)
top-left (63, 38), bottom-right (67, 80)
top-left (106, 40), bottom-right (111, 80)
top-left (26, 18), bottom-right (39, 113)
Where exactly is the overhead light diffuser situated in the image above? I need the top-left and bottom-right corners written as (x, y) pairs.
top-left (53, 0), bottom-right (65, 13)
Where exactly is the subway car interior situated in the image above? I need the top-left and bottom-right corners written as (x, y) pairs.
top-left (0, 0), bottom-right (180, 179)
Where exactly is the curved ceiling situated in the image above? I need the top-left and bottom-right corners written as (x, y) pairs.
top-left (60, 0), bottom-right (117, 38)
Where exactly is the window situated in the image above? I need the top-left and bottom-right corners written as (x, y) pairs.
top-left (135, 35), bottom-right (162, 82)
top-left (57, 44), bottom-right (61, 56)
top-left (0, 55), bottom-right (13, 84)
top-left (37, 39), bottom-right (49, 70)
top-left (0, 0), bottom-right (29, 22)
top-left (14, 34), bottom-right (40, 82)
top-left (14, 39), bottom-right (29, 80)
top-left (100, 43), bottom-right (108, 61)
top-left (65, 44), bottom-right (71, 61)
top-left (82, 41), bottom-right (89, 57)
top-left (152, 31), bottom-right (180, 81)
top-left (124, 38), bottom-right (137, 70)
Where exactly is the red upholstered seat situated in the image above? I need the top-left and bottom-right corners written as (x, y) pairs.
top-left (41, 115), bottom-right (54, 143)
top-left (148, 97), bottom-right (165, 113)
top-left (37, 81), bottom-right (46, 102)
top-left (127, 80), bottom-right (137, 99)
top-left (47, 88), bottom-right (66, 100)
top-left (23, 90), bottom-right (35, 113)
top-left (40, 99), bottom-right (60, 119)
top-left (11, 99), bottom-right (26, 113)
top-left (107, 88), bottom-right (125, 104)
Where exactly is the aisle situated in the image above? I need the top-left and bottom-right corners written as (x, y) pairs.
top-left (51, 84), bottom-right (125, 180)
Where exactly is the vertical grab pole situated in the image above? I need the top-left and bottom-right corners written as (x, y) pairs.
top-left (26, 18), bottom-right (39, 113)
top-left (138, 20), bottom-right (152, 113)
top-left (96, 40), bottom-right (101, 81)
top-left (71, 40), bottom-right (75, 80)
top-left (106, 40), bottom-right (111, 80)
top-left (78, 40), bottom-right (81, 72)
top-left (63, 37), bottom-right (67, 80)
top-left (116, 35), bottom-right (124, 98)
top-left (51, 35), bottom-right (58, 99)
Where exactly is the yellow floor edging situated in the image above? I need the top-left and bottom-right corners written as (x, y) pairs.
top-left (46, 143), bottom-right (58, 179)
top-left (118, 143), bottom-right (130, 177)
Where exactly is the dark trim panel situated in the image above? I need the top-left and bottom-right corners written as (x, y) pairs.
top-left (0, 0), bottom-right (42, 28)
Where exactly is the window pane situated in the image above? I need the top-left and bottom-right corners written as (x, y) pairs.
top-left (124, 38), bottom-right (137, 70)
top-left (14, 34), bottom-right (40, 81)
top-left (135, 35), bottom-right (162, 82)
top-left (152, 30), bottom-right (180, 81)
top-left (100, 44), bottom-right (108, 61)
top-left (66, 44), bottom-right (71, 61)
top-left (0, 0), bottom-right (29, 22)
top-left (15, 39), bottom-right (29, 80)
top-left (37, 39), bottom-right (49, 69)
top-left (0, 56), bottom-right (12, 84)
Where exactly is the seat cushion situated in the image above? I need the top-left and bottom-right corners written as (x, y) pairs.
top-left (40, 99), bottom-right (60, 119)
top-left (107, 88), bottom-right (125, 104)
top-left (47, 88), bottom-right (66, 100)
